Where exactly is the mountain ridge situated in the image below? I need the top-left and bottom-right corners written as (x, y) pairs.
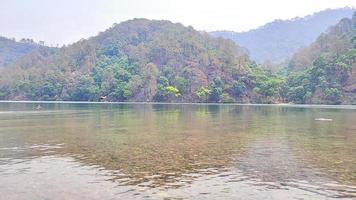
top-left (210, 7), bottom-right (355, 64)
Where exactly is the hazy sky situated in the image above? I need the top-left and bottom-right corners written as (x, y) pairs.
top-left (0, 0), bottom-right (355, 45)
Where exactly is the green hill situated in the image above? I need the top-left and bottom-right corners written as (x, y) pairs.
top-left (0, 19), bottom-right (282, 103)
top-left (283, 12), bottom-right (356, 104)
top-left (2, 15), bottom-right (354, 105)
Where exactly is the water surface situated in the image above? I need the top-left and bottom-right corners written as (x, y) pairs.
top-left (0, 102), bottom-right (355, 199)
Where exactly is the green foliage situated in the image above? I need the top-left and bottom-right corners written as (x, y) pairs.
top-left (0, 91), bottom-right (7, 100)
top-left (68, 75), bottom-right (99, 101)
top-left (195, 87), bottom-right (209, 102)
top-left (155, 76), bottom-right (170, 101)
top-left (0, 19), bottom-right (255, 103)
top-left (174, 76), bottom-right (188, 93)
top-left (287, 86), bottom-right (310, 103)
top-left (154, 76), bottom-right (181, 101)
top-left (165, 86), bottom-right (181, 97)
top-left (324, 87), bottom-right (342, 104)
top-left (282, 14), bottom-right (356, 104)
top-left (208, 77), bottom-right (223, 102)
top-left (112, 81), bottom-right (132, 100)
top-left (158, 76), bottom-right (169, 87)
top-left (231, 80), bottom-right (246, 97)
top-left (284, 47), bottom-right (353, 104)
top-left (250, 66), bottom-right (284, 98)
top-left (0, 16), bottom-right (355, 104)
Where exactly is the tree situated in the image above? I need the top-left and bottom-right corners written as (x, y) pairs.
top-left (165, 86), bottom-right (181, 97)
top-left (141, 63), bottom-right (158, 101)
top-left (174, 76), bottom-right (188, 94)
top-left (68, 75), bottom-right (99, 101)
top-left (324, 87), bottom-right (342, 104)
top-left (208, 77), bottom-right (223, 102)
top-left (155, 76), bottom-right (170, 101)
top-left (112, 81), bottom-right (132, 100)
top-left (155, 76), bottom-right (181, 101)
top-left (231, 80), bottom-right (246, 97)
top-left (195, 87), bottom-right (209, 102)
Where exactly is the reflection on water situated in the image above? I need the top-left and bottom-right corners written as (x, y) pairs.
top-left (0, 102), bottom-right (355, 199)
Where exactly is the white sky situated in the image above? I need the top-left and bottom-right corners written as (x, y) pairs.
top-left (0, 0), bottom-right (355, 45)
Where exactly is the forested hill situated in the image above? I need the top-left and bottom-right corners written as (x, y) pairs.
top-left (0, 37), bottom-right (40, 68)
top-left (210, 8), bottom-right (355, 64)
top-left (0, 19), bottom-right (282, 103)
top-left (1, 15), bottom-right (355, 104)
top-left (283, 12), bottom-right (356, 104)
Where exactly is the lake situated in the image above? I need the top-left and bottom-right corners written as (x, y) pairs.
top-left (0, 102), bottom-right (355, 199)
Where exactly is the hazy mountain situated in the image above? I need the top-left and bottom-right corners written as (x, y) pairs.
top-left (284, 12), bottom-right (356, 104)
top-left (0, 36), bottom-right (40, 68)
top-left (1, 19), bottom-right (281, 103)
top-left (210, 7), bottom-right (355, 64)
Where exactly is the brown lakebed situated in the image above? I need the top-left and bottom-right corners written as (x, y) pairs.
top-left (0, 102), bottom-right (355, 199)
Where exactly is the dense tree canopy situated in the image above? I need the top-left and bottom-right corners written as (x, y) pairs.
top-left (0, 13), bottom-right (355, 105)
top-left (0, 19), bottom-right (262, 103)
top-left (284, 12), bottom-right (356, 104)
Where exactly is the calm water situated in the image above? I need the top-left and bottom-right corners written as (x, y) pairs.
top-left (0, 102), bottom-right (355, 200)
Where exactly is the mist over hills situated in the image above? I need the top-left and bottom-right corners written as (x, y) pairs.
top-left (211, 7), bottom-right (355, 64)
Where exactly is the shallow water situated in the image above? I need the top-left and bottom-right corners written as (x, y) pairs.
top-left (0, 102), bottom-right (355, 199)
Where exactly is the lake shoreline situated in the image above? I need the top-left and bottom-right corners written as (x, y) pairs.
top-left (0, 100), bottom-right (355, 109)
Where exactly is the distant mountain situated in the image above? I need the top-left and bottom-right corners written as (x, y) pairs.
top-left (211, 8), bottom-right (355, 64)
top-left (0, 36), bottom-right (41, 68)
top-left (1, 19), bottom-right (281, 103)
top-left (283, 12), bottom-right (356, 104)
